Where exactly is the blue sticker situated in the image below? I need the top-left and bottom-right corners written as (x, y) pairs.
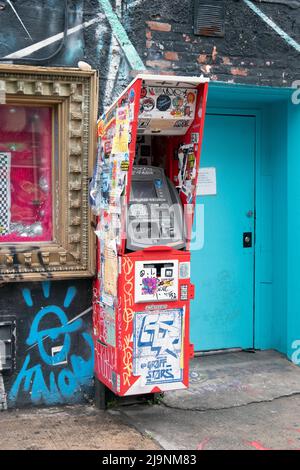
top-left (129, 89), bottom-right (135, 103)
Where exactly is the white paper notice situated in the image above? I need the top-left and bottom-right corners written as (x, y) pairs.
top-left (197, 167), bottom-right (217, 196)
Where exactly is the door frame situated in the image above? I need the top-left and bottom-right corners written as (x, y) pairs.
top-left (201, 105), bottom-right (263, 350)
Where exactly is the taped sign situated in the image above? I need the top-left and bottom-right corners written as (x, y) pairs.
top-left (197, 167), bottom-right (217, 196)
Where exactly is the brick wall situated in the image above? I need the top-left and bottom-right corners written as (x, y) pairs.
top-left (0, 0), bottom-right (299, 408)
top-left (127, 0), bottom-right (299, 85)
top-left (82, 0), bottom-right (300, 109)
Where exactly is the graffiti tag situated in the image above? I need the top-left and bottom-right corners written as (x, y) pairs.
top-left (9, 284), bottom-right (94, 405)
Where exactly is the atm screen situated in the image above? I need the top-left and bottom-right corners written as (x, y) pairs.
top-left (127, 166), bottom-right (185, 251)
top-left (132, 180), bottom-right (157, 199)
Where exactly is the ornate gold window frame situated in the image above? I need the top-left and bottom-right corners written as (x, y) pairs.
top-left (0, 65), bottom-right (98, 282)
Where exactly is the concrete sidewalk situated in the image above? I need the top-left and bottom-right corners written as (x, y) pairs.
top-left (117, 350), bottom-right (300, 450)
top-left (115, 394), bottom-right (300, 450)
top-left (2, 350), bottom-right (300, 450)
top-left (0, 404), bottom-right (160, 450)
top-left (161, 349), bottom-right (300, 410)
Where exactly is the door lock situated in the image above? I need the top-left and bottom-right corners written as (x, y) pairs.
top-left (243, 232), bottom-right (252, 248)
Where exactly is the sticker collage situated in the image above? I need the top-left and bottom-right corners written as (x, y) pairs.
top-left (90, 77), bottom-right (208, 394)
top-left (138, 86), bottom-right (197, 135)
top-left (90, 85), bottom-right (138, 347)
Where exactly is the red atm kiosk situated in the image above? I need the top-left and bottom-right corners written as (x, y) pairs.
top-left (90, 74), bottom-right (208, 401)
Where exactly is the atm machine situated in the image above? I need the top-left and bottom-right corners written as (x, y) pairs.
top-left (127, 166), bottom-right (185, 251)
top-left (90, 74), bottom-right (208, 401)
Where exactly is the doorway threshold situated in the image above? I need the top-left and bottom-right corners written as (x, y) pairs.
top-left (195, 347), bottom-right (243, 357)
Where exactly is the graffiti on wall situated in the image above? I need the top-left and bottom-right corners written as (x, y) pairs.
top-left (0, 0), bottom-right (146, 109)
top-left (9, 281), bottom-right (94, 405)
top-left (0, 0), bottom-right (86, 66)
top-left (0, 0), bottom-right (299, 107)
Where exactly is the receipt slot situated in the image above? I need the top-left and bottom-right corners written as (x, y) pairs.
top-left (90, 74), bottom-right (208, 403)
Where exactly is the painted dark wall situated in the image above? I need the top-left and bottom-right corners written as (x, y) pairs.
top-left (0, 0), bottom-right (84, 65)
top-left (84, 0), bottom-right (300, 108)
top-left (0, 1), bottom-right (299, 108)
top-left (1, 279), bottom-right (93, 408)
top-left (126, 0), bottom-right (300, 85)
top-left (0, 0), bottom-right (299, 407)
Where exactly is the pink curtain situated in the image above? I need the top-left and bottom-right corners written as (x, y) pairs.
top-left (0, 105), bottom-right (53, 242)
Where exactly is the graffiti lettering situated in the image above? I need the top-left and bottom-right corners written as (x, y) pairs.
top-left (95, 345), bottom-right (116, 385)
top-left (9, 333), bottom-right (93, 404)
top-left (9, 283), bottom-right (94, 405)
top-left (122, 257), bottom-right (134, 331)
top-left (138, 316), bottom-right (180, 359)
top-left (123, 333), bottom-right (133, 386)
top-left (133, 310), bottom-right (184, 386)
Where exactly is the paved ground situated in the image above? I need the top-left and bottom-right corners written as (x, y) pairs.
top-left (117, 350), bottom-right (300, 450)
top-left (162, 350), bottom-right (300, 410)
top-left (0, 404), bottom-right (160, 450)
top-left (117, 394), bottom-right (300, 450)
top-left (2, 350), bottom-right (300, 450)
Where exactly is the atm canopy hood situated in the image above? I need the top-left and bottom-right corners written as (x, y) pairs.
top-left (109, 74), bottom-right (209, 136)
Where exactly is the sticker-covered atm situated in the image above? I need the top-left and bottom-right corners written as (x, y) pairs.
top-left (90, 74), bottom-right (208, 399)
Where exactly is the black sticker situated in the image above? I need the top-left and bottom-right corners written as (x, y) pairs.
top-left (174, 120), bottom-right (190, 128)
top-left (138, 119), bottom-right (150, 129)
top-left (156, 94), bottom-right (171, 112)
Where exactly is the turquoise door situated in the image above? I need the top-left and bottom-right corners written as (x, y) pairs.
top-left (191, 113), bottom-right (256, 351)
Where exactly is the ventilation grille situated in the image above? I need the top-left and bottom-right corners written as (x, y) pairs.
top-left (194, 0), bottom-right (225, 37)
top-left (0, 320), bottom-right (15, 372)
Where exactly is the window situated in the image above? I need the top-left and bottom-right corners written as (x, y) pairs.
top-left (0, 65), bottom-right (98, 281)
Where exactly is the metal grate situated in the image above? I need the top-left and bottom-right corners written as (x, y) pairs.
top-left (0, 320), bottom-right (15, 372)
top-left (193, 0), bottom-right (225, 37)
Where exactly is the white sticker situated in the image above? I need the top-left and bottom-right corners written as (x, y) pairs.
top-left (133, 309), bottom-right (184, 385)
top-left (197, 167), bottom-right (217, 196)
top-left (51, 346), bottom-right (68, 366)
top-left (134, 260), bottom-right (178, 303)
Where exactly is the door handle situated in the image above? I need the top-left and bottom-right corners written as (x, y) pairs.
top-left (243, 232), bottom-right (252, 248)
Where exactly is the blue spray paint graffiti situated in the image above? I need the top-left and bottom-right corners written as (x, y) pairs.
top-left (9, 282), bottom-right (94, 405)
